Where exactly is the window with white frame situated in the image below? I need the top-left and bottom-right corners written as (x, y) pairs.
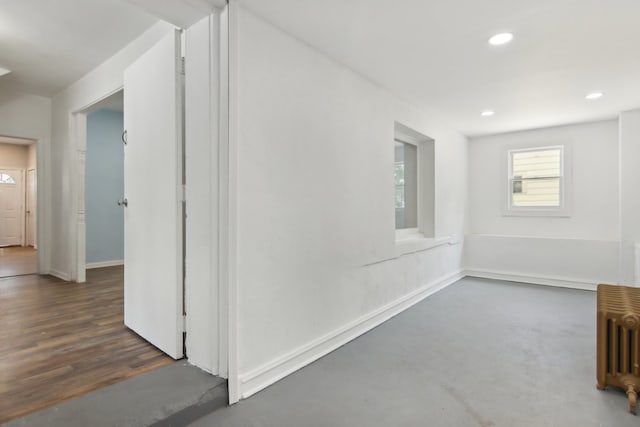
top-left (506, 145), bottom-right (568, 215)
top-left (394, 122), bottom-right (435, 239)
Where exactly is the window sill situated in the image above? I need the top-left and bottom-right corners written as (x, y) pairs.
top-left (502, 208), bottom-right (571, 218)
top-left (395, 235), bottom-right (452, 256)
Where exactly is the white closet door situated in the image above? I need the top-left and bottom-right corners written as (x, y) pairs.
top-left (123, 30), bottom-right (184, 359)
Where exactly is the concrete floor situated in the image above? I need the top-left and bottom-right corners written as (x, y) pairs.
top-left (190, 277), bottom-right (636, 427)
top-left (2, 362), bottom-right (226, 427)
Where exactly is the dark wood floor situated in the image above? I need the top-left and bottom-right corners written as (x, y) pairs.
top-left (0, 246), bottom-right (38, 277)
top-left (0, 266), bottom-right (174, 424)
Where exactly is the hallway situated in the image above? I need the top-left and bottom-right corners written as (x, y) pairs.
top-left (0, 246), bottom-right (37, 277)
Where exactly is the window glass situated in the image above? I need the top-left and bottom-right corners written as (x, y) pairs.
top-left (394, 162), bottom-right (405, 208)
top-left (394, 141), bottom-right (417, 229)
top-left (0, 173), bottom-right (16, 184)
top-left (510, 148), bottom-right (561, 208)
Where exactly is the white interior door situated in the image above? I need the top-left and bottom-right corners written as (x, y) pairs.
top-left (0, 169), bottom-right (24, 247)
top-left (26, 169), bottom-right (36, 247)
top-left (123, 30), bottom-right (184, 359)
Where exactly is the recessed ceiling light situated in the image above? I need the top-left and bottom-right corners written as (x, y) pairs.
top-left (585, 92), bottom-right (604, 100)
top-left (489, 33), bottom-right (514, 46)
top-left (481, 110), bottom-right (495, 117)
top-left (0, 67), bottom-right (11, 77)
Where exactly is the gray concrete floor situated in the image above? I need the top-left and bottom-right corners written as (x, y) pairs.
top-left (2, 362), bottom-right (226, 427)
top-left (190, 277), bottom-right (636, 427)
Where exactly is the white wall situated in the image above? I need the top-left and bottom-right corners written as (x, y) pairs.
top-left (0, 89), bottom-right (51, 272)
top-left (233, 7), bottom-right (467, 399)
top-left (50, 21), bottom-right (174, 280)
top-left (466, 120), bottom-right (620, 288)
top-left (619, 109), bottom-right (640, 285)
top-left (0, 90), bottom-right (51, 147)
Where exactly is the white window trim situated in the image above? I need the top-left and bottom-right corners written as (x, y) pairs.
top-left (502, 143), bottom-right (572, 217)
top-left (395, 226), bottom-right (421, 240)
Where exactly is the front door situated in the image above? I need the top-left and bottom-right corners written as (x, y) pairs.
top-left (0, 169), bottom-right (23, 247)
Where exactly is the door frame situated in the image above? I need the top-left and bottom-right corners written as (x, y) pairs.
top-left (0, 136), bottom-right (47, 274)
top-left (223, 0), bottom-right (239, 403)
top-left (26, 168), bottom-right (36, 248)
top-left (71, 87), bottom-right (124, 284)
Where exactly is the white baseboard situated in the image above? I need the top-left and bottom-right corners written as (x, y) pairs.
top-left (238, 269), bottom-right (465, 399)
top-left (49, 268), bottom-right (70, 281)
top-left (464, 269), bottom-right (599, 291)
top-left (86, 260), bottom-right (124, 269)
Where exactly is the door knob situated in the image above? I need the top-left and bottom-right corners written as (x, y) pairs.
top-left (117, 198), bottom-right (128, 207)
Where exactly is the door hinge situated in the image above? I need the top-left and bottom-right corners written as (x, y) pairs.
top-left (182, 314), bottom-right (187, 333)
top-left (180, 57), bottom-right (185, 76)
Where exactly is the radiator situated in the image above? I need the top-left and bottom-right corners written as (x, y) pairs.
top-left (597, 284), bottom-right (640, 414)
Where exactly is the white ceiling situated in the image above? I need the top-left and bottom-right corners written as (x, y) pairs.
top-left (240, 0), bottom-right (640, 136)
top-left (0, 0), bottom-right (158, 97)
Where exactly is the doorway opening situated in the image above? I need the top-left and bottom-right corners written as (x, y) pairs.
top-left (83, 90), bottom-right (125, 271)
top-left (0, 135), bottom-right (38, 277)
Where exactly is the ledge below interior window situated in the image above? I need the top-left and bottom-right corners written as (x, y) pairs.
top-left (502, 207), bottom-right (571, 217)
top-left (395, 235), bottom-right (453, 256)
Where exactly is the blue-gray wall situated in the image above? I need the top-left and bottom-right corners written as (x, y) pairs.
top-left (86, 109), bottom-right (124, 264)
